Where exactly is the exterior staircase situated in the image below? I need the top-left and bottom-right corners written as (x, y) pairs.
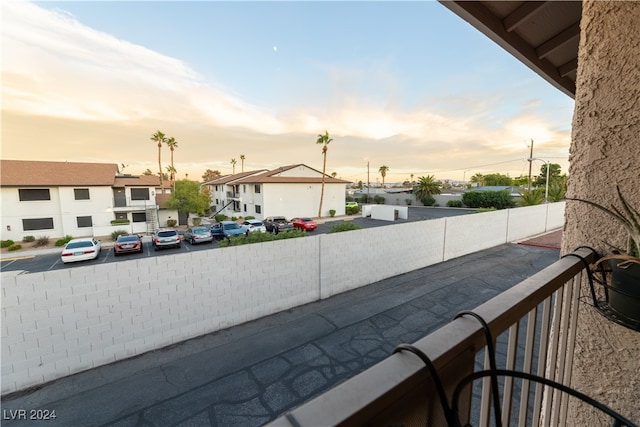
top-left (146, 207), bottom-right (160, 235)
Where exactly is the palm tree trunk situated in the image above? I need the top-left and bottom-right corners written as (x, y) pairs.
top-left (170, 148), bottom-right (175, 191)
top-left (158, 143), bottom-right (163, 188)
top-left (318, 152), bottom-right (327, 217)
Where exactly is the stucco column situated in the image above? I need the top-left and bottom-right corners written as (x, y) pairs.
top-left (563, 0), bottom-right (640, 423)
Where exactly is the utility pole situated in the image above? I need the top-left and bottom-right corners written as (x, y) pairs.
top-left (367, 161), bottom-right (370, 201)
top-left (527, 139), bottom-right (534, 191)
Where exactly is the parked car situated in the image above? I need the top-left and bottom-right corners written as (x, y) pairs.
top-left (242, 219), bottom-right (267, 233)
top-left (152, 228), bottom-right (181, 250)
top-left (290, 217), bottom-right (318, 231)
top-left (220, 220), bottom-right (247, 238)
top-left (114, 234), bottom-right (143, 255)
top-left (264, 216), bottom-right (294, 233)
top-left (346, 201), bottom-right (359, 209)
top-left (210, 223), bottom-right (225, 240)
top-left (184, 227), bottom-right (213, 245)
top-left (61, 238), bottom-right (102, 263)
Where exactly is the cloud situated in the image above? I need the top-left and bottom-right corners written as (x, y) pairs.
top-left (1, 1), bottom-right (572, 182)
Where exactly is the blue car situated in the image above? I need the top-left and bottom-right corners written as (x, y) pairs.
top-left (212, 221), bottom-right (247, 239)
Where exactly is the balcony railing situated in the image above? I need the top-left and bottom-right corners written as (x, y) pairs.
top-left (269, 247), bottom-right (610, 426)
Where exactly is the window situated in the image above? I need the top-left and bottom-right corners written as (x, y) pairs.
top-left (215, 199), bottom-right (219, 204)
top-left (19, 189), bottom-right (50, 201)
top-left (22, 218), bottom-right (54, 231)
top-left (130, 188), bottom-right (150, 200)
top-left (244, 204), bottom-right (247, 212)
top-left (74, 188), bottom-right (90, 200)
top-left (254, 185), bottom-right (261, 194)
top-left (255, 205), bottom-right (262, 214)
top-left (132, 212), bottom-right (147, 222)
top-left (243, 185), bottom-right (246, 193)
top-left (77, 216), bottom-right (92, 227)
top-left (115, 212), bottom-right (128, 220)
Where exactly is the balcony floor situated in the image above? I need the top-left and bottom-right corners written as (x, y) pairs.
top-left (1, 241), bottom-right (562, 427)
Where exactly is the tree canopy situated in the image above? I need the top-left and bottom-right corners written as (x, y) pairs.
top-left (202, 169), bottom-right (222, 182)
top-left (413, 175), bottom-right (441, 203)
top-left (165, 180), bottom-right (211, 218)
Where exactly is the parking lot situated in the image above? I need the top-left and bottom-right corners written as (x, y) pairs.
top-left (0, 207), bottom-right (475, 274)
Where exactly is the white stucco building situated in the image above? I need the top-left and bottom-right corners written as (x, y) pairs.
top-left (203, 164), bottom-right (350, 220)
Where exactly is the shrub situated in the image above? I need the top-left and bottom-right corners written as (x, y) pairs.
top-left (1, 239), bottom-right (15, 248)
top-left (462, 190), bottom-right (514, 210)
top-left (111, 229), bottom-right (128, 241)
top-left (329, 209), bottom-right (336, 217)
top-left (328, 222), bottom-right (362, 233)
top-left (373, 195), bottom-right (386, 204)
top-left (359, 195), bottom-right (370, 204)
top-left (420, 195), bottom-right (436, 206)
top-left (218, 229), bottom-right (307, 247)
top-left (231, 216), bottom-right (238, 221)
top-left (214, 214), bottom-right (227, 223)
top-left (166, 219), bottom-right (177, 227)
top-left (34, 236), bottom-right (50, 247)
top-left (447, 200), bottom-right (463, 208)
top-left (192, 217), bottom-right (202, 226)
top-left (8, 244), bottom-right (22, 251)
top-left (110, 219), bottom-right (130, 225)
top-left (405, 198), bottom-right (413, 206)
top-left (55, 235), bottom-right (74, 246)
top-left (244, 216), bottom-right (255, 220)
top-left (476, 207), bottom-right (497, 213)
top-left (23, 235), bottom-right (35, 243)
top-left (346, 206), bottom-right (360, 215)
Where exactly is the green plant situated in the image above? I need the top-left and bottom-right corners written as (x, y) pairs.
top-left (111, 229), bottom-right (128, 241)
top-left (55, 235), bottom-right (74, 246)
top-left (476, 207), bottom-right (497, 213)
top-left (218, 229), bottom-right (308, 247)
top-left (518, 189), bottom-right (545, 206)
top-left (329, 209), bottom-right (336, 217)
top-left (231, 216), bottom-right (238, 221)
top-left (192, 217), bottom-right (202, 226)
top-left (245, 216), bottom-right (255, 220)
top-left (166, 219), bottom-right (177, 227)
top-left (568, 185), bottom-right (640, 258)
top-left (421, 195), bottom-right (436, 206)
top-left (373, 195), bottom-right (386, 204)
top-left (23, 235), bottom-right (35, 243)
top-left (447, 200), bottom-right (463, 208)
top-left (8, 244), bottom-right (22, 251)
top-left (215, 214), bottom-right (227, 223)
top-left (405, 198), bottom-right (413, 206)
top-left (462, 190), bottom-right (514, 210)
top-left (328, 222), bottom-right (362, 233)
top-left (110, 219), bottom-right (130, 225)
top-left (1, 239), bottom-right (15, 248)
top-left (346, 206), bottom-right (360, 215)
top-left (34, 236), bottom-right (50, 247)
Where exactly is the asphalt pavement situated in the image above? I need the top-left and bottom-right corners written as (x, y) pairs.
top-left (1, 235), bottom-right (561, 427)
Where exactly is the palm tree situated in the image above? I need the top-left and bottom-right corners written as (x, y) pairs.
top-left (240, 154), bottom-right (245, 172)
top-left (231, 158), bottom-right (237, 174)
top-left (316, 130), bottom-right (333, 217)
top-left (379, 165), bottom-right (389, 187)
top-left (413, 175), bottom-right (441, 204)
top-left (165, 136), bottom-right (178, 190)
top-left (165, 165), bottom-right (177, 184)
top-left (470, 173), bottom-right (486, 187)
top-left (150, 131), bottom-right (167, 188)
top-left (331, 172), bottom-right (337, 178)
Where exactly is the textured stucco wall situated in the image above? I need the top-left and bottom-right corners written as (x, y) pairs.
top-left (563, 0), bottom-right (640, 423)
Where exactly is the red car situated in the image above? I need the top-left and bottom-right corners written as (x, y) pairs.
top-left (114, 234), bottom-right (144, 255)
top-left (291, 217), bottom-right (318, 231)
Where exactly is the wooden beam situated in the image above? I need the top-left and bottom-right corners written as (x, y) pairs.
top-left (503, 1), bottom-right (547, 32)
top-left (536, 22), bottom-right (581, 59)
top-left (558, 58), bottom-right (578, 78)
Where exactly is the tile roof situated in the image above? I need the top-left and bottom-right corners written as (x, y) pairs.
top-left (113, 175), bottom-right (160, 187)
top-left (1, 160), bottom-right (159, 187)
top-left (203, 170), bottom-right (268, 185)
top-left (1, 160), bottom-right (118, 186)
top-left (234, 164), bottom-right (350, 184)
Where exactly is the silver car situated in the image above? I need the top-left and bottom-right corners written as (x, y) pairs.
top-left (242, 219), bottom-right (267, 233)
top-left (152, 228), bottom-right (181, 250)
top-left (184, 226), bottom-right (213, 244)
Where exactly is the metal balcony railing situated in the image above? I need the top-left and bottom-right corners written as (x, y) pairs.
top-left (268, 248), bottom-right (629, 427)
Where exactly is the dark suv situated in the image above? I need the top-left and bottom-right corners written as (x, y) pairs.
top-left (152, 228), bottom-right (181, 250)
top-left (263, 216), bottom-right (294, 233)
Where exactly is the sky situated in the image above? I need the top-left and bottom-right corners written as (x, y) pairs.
top-left (1, 0), bottom-right (574, 184)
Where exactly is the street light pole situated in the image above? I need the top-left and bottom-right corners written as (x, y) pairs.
top-left (528, 157), bottom-right (550, 203)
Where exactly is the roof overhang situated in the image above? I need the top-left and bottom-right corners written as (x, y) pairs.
top-left (439, 1), bottom-right (581, 98)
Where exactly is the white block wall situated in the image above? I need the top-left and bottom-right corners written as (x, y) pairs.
top-left (1, 202), bottom-right (565, 394)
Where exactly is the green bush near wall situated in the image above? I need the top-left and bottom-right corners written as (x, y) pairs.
top-left (110, 219), bottom-right (130, 225)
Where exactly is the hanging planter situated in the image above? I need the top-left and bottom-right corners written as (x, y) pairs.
top-left (568, 185), bottom-right (640, 329)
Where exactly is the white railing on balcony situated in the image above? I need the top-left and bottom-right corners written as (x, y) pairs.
top-left (268, 247), bottom-right (603, 427)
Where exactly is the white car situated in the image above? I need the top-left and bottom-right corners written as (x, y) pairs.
top-left (242, 219), bottom-right (267, 233)
top-left (61, 238), bottom-right (102, 263)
